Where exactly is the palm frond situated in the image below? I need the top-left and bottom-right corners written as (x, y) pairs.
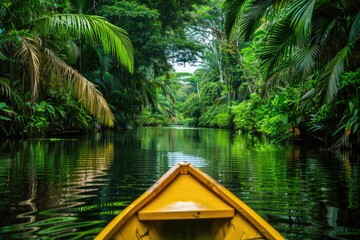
top-left (292, 43), bottom-right (321, 77)
top-left (317, 45), bottom-right (351, 104)
top-left (258, 17), bottom-right (295, 76)
top-left (15, 37), bottom-right (42, 102)
top-left (43, 48), bottom-right (115, 127)
top-left (224, 0), bottom-right (246, 37)
top-left (155, 94), bottom-right (176, 119)
top-left (311, 8), bottom-right (337, 43)
top-left (37, 14), bottom-right (134, 73)
top-left (348, 11), bottom-right (360, 44)
top-left (94, 47), bottom-right (114, 76)
top-left (0, 78), bottom-right (11, 97)
top-left (300, 88), bottom-right (315, 103)
top-left (332, 134), bottom-right (350, 149)
top-left (89, 70), bottom-right (116, 96)
top-left (225, 0), bottom-right (278, 40)
top-left (338, 0), bottom-right (360, 10)
top-left (262, 60), bottom-right (296, 94)
top-left (241, 0), bottom-right (276, 41)
top-left (0, 36), bottom-right (10, 60)
top-left (142, 82), bottom-right (157, 109)
top-left (290, 0), bottom-right (315, 46)
top-left (224, 0), bottom-right (293, 39)
top-left (151, 77), bottom-right (177, 105)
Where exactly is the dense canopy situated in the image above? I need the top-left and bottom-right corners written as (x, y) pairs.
top-left (0, 0), bottom-right (359, 148)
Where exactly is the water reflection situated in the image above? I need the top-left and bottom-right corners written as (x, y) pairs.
top-left (0, 134), bottom-right (114, 239)
top-left (167, 152), bottom-right (207, 167)
top-left (0, 128), bottom-right (359, 239)
top-left (17, 179), bottom-right (37, 224)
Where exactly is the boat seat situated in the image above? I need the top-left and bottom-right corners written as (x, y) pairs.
top-left (138, 175), bottom-right (235, 220)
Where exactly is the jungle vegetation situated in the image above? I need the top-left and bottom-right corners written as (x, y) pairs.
top-left (176, 0), bottom-right (360, 149)
top-left (1, 0), bottom-right (359, 149)
top-left (0, 0), bottom-right (204, 136)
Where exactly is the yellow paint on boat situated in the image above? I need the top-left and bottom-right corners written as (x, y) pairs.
top-left (95, 162), bottom-right (285, 240)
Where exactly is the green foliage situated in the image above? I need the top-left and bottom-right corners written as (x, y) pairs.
top-left (182, 93), bottom-right (202, 125)
top-left (0, 78), bottom-right (14, 99)
top-left (304, 69), bottom-right (360, 148)
top-left (225, 0), bottom-right (360, 105)
top-left (37, 14), bottom-right (134, 73)
top-left (139, 0), bottom-right (206, 30)
top-left (178, 72), bottom-right (232, 128)
top-left (339, 69), bottom-right (360, 90)
top-left (331, 70), bottom-right (360, 148)
top-left (231, 87), bottom-right (305, 142)
top-left (199, 104), bottom-right (231, 128)
top-left (1, 0), bottom-right (207, 136)
top-left (0, 0), bottom-right (135, 130)
top-left (54, 94), bottom-right (93, 131)
top-left (306, 104), bottom-right (335, 134)
top-left (138, 108), bottom-right (166, 126)
top-left (98, 1), bottom-right (204, 127)
top-left (332, 100), bottom-right (359, 149)
top-left (0, 101), bottom-right (16, 137)
top-left (100, 1), bottom-right (161, 70)
top-left (27, 101), bottom-right (58, 136)
top-left (200, 81), bottom-right (223, 107)
top-left (255, 100), bottom-right (290, 138)
top-left (24, 94), bottom-right (93, 137)
top-left (231, 94), bottom-right (260, 133)
top-left (0, 102), bottom-right (14, 121)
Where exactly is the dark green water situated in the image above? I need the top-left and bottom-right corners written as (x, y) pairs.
top-left (0, 127), bottom-right (359, 239)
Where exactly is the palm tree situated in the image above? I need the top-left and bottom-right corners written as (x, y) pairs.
top-left (0, 1), bottom-right (134, 127)
top-left (224, 0), bottom-right (360, 104)
top-left (224, 0), bottom-right (360, 147)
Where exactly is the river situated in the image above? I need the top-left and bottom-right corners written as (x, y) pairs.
top-left (0, 127), bottom-right (359, 239)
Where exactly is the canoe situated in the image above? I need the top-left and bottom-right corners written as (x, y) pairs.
top-left (95, 162), bottom-right (284, 240)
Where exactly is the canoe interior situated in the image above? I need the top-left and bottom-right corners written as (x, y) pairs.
top-left (138, 174), bottom-right (235, 220)
top-left (96, 163), bottom-right (284, 240)
top-left (112, 214), bottom-right (267, 240)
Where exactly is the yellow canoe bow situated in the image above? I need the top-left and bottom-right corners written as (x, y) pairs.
top-left (95, 162), bottom-right (285, 240)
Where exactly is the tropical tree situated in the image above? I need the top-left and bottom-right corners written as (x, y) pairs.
top-left (224, 0), bottom-right (360, 146)
top-left (98, 0), bottom-right (210, 126)
top-left (224, 0), bottom-right (360, 104)
top-left (0, 0), bottom-right (133, 130)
